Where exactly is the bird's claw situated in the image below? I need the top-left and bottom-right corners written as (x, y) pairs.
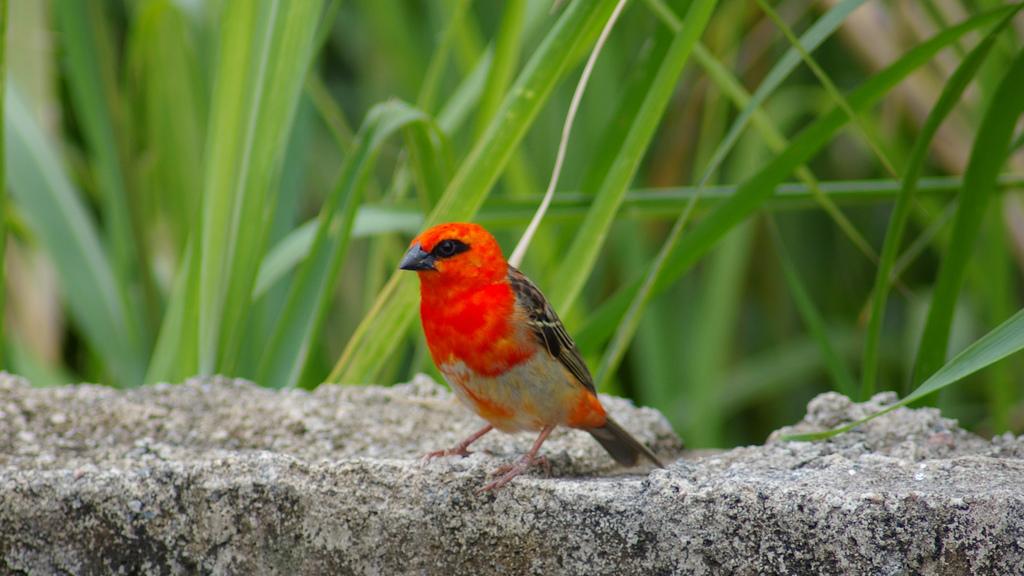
top-left (421, 446), bottom-right (472, 462)
top-left (477, 454), bottom-right (549, 493)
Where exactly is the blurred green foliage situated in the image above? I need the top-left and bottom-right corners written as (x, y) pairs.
top-left (2, 0), bottom-right (1023, 447)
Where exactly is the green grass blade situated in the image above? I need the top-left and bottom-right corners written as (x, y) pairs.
top-left (861, 11), bottom-right (1018, 398)
top-left (425, 0), bottom-right (618, 224)
top-left (597, 1), bottom-right (740, 444)
top-left (253, 207), bottom-right (426, 300)
top-left (574, 5), bottom-right (1017, 356)
top-left (306, 73), bottom-right (355, 152)
top-left (575, 24), bottom-right (673, 209)
top-left (255, 171), bottom-right (1024, 302)
top-left (54, 0), bottom-right (142, 297)
top-left (691, 43), bottom-right (879, 266)
top-left (651, 0), bottom-right (889, 294)
top-left (7, 335), bottom-right (73, 387)
top-left (137, 0), bottom-right (232, 384)
top-left (329, 0), bottom-right (620, 384)
top-left (721, 328), bottom-right (862, 416)
top-left (0, 0), bottom-right (5, 367)
top-left (550, 0), bottom-right (720, 313)
top-left (474, 0), bottom-right (526, 138)
top-left (5, 86), bottom-right (144, 385)
top-left (352, 0), bottom-right (425, 98)
top-left (754, 0), bottom-right (897, 177)
top-left (476, 175), bottom-right (1024, 221)
top-left (417, 0), bottom-right (471, 113)
top-left (351, 174), bottom-right (1024, 229)
top-left (259, 101), bottom-right (437, 389)
top-left (127, 0), bottom-right (206, 255)
top-left (145, 240), bottom-right (199, 383)
top-left (254, 224), bottom-right (317, 300)
top-left (974, 212), bottom-right (1016, 432)
top-left (912, 45), bottom-right (1024, 385)
top-left (769, 219), bottom-right (857, 398)
top-left (405, 118), bottom-right (451, 210)
top-left (437, 50), bottom-right (492, 133)
top-left (787, 306), bottom-right (1024, 441)
top-left (197, 0), bottom-right (324, 374)
top-left (236, 96), bottom-right (317, 379)
top-left (546, 13), bottom-right (677, 296)
top-left (614, 223), bottom-right (681, 413)
top-left (594, 202), bottom-right (695, 392)
top-left (676, 0), bottom-right (868, 187)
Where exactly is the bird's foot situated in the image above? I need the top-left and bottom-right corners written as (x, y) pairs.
top-left (421, 445), bottom-right (472, 462)
top-left (477, 454), bottom-right (549, 493)
top-left (422, 424), bottom-right (494, 463)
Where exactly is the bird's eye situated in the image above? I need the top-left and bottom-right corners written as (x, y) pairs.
top-left (436, 240), bottom-right (456, 257)
top-left (433, 239), bottom-right (468, 259)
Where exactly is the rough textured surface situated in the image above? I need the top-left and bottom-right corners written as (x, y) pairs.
top-left (1, 373), bottom-right (1022, 575)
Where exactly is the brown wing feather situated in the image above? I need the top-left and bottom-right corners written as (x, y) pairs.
top-left (508, 267), bottom-right (595, 393)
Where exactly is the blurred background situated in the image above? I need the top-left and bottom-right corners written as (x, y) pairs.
top-left (2, 0), bottom-right (1023, 448)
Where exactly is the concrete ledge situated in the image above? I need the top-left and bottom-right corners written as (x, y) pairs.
top-left (1, 374), bottom-right (1022, 575)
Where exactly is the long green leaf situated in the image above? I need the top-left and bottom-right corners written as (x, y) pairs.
top-left (691, 43), bottom-right (878, 266)
top-left (472, 175), bottom-right (1024, 221)
top-left (663, 0), bottom-right (887, 276)
top-left (574, 22), bottom-right (674, 210)
top-left (475, 0), bottom-right (526, 138)
top-left (721, 328), bottom-right (862, 416)
top-left (587, 0), bottom-right (898, 383)
top-left (676, 0), bottom-right (868, 187)
top-left (259, 101), bottom-right (439, 389)
top-left (253, 207), bottom-right (425, 299)
top-left (861, 10), bottom-right (1019, 398)
top-left (127, 0), bottom-right (206, 255)
top-left (405, 118), bottom-right (450, 210)
top-left (55, 0), bottom-right (142, 301)
top-left (550, 0), bottom-right (720, 313)
top-left (648, 0), bottom-right (887, 272)
top-left (974, 209), bottom-right (1016, 431)
top-left (0, 0), bottom-right (6, 367)
top-left (7, 336), bottom-right (73, 388)
top-left (912, 45), bottom-right (1024, 385)
top-left (787, 306), bottom-right (1024, 441)
top-left (437, 50), bottom-right (492, 133)
top-left (139, 1), bottom-right (218, 383)
top-left (145, 240), bottom-right (198, 383)
top-left (574, 5), bottom-right (1018, 356)
top-left (329, 0), bottom-right (619, 384)
top-left (416, 0), bottom-right (471, 113)
top-left (5, 86), bottom-right (144, 385)
top-left (755, 0), bottom-right (897, 177)
top-left (197, 0), bottom-right (324, 374)
top-left (254, 174), bottom-right (1024, 300)
top-left (770, 219), bottom-right (857, 397)
top-left (352, 0), bottom-right (425, 98)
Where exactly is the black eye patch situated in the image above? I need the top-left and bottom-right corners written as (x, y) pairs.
top-left (432, 238), bottom-right (470, 259)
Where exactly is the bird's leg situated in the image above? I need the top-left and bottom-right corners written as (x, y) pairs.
top-left (423, 424), bottom-right (494, 460)
top-left (478, 425), bottom-right (555, 492)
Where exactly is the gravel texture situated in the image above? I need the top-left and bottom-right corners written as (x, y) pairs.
top-left (0, 373), bottom-right (1022, 575)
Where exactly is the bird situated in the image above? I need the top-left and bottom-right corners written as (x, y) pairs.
top-left (399, 222), bottom-right (664, 491)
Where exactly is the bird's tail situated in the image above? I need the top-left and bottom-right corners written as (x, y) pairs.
top-left (588, 417), bottom-right (665, 468)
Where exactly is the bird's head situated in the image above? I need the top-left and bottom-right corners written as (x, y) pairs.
top-left (399, 222), bottom-right (507, 290)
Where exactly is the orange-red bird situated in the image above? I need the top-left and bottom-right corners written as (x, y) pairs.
top-left (400, 222), bottom-right (663, 491)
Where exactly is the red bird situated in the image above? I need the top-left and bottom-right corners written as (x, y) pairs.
top-left (400, 222), bottom-right (663, 491)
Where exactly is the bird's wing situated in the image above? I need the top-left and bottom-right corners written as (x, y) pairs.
top-left (508, 266), bottom-right (595, 393)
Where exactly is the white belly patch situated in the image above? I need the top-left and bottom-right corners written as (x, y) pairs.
top-left (439, 356), bottom-right (582, 432)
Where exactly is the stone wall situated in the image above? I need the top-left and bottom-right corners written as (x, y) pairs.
top-left (1, 374), bottom-right (1021, 574)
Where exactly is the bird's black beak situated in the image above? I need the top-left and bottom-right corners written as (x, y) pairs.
top-left (399, 243), bottom-right (436, 271)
